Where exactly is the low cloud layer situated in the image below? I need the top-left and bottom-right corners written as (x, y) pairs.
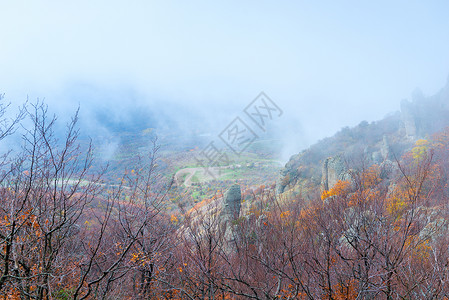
top-left (1, 1), bottom-right (449, 159)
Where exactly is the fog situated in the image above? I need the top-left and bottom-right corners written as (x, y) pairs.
top-left (1, 1), bottom-right (449, 161)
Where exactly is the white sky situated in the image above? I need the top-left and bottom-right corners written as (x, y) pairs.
top-left (1, 0), bottom-right (449, 156)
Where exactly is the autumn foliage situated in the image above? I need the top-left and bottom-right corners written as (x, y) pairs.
top-left (2, 99), bottom-right (449, 299)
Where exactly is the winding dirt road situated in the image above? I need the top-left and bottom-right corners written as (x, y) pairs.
top-left (174, 167), bottom-right (224, 186)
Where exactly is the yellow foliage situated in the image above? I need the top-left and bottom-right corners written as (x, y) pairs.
top-left (362, 165), bottom-right (381, 189)
top-left (280, 211), bottom-right (290, 219)
top-left (170, 214), bottom-right (178, 224)
top-left (405, 235), bottom-right (432, 263)
top-left (386, 185), bottom-right (410, 215)
top-left (412, 139), bottom-right (429, 161)
top-left (321, 180), bottom-right (351, 200)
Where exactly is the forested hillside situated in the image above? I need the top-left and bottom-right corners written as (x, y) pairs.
top-left (1, 79), bottom-right (449, 299)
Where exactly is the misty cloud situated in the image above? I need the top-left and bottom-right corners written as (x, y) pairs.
top-left (1, 1), bottom-right (449, 159)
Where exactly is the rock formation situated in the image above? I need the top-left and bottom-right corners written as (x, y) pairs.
top-left (220, 184), bottom-right (242, 249)
top-left (278, 77), bottom-right (449, 196)
top-left (321, 155), bottom-right (347, 191)
top-left (400, 99), bottom-right (417, 138)
top-left (381, 135), bottom-right (390, 160)
top-left (223, 184), bottom-right (242, 220)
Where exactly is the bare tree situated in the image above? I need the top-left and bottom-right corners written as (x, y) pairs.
top-left (0, 102), bottom-right (102, 299)
top-left (71, 138), bottom-right (175, 299)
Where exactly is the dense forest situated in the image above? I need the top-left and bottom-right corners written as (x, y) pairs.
top-left (1, 86), bottom-right (449, 300)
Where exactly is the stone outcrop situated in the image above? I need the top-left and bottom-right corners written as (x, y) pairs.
top-left (400, 80), bottom-right (449, 139)
top-left (220, 184), bottom-right (242, 249)
top-left (223, 184), bottom-right (242, 220)
top-left (180, 184), bottom-right (242, 253)
top-left (321, 155), bottom-right (347, 191)
top-left (400, 99), bottom-right (417, 138)
top-left (381, 135), bottom-right (390, 160)
top-left (278, 77), bottom-right (449, 196)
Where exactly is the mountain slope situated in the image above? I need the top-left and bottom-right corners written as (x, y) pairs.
top-left (279, 77), bottom-right (449, 197)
